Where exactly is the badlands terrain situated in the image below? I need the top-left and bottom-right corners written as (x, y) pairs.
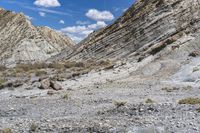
top-left (1, 0), bottom-right (200, 132)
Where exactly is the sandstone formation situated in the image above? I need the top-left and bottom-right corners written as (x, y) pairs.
top-left (0, 8), bottom-right (75, 66)
top-left (52, 0), bottom-right (200, 63)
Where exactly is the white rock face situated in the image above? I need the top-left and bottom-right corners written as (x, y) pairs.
top-left (0, 9), bottom-right (75, 66)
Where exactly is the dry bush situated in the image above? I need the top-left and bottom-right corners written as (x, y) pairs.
top-left (48, 62), bottom-right (65, 69)
top-left (178, 98), bottom-right (200, 105)
top-left (145, 98), bottom-right (154, 104)
top-left (35, 70), bottom-right (47, 76)
top-left (63, 61), bottom-right (85, 68)
top-left (15, 62), bottom-right (48, 71)
top-left (0, 78), bottom-right (5, 86)
top-left (1, 128), bottom-right (12, 133)
top-left (113, 100), bottom-right (127, 108)
top-left (0, 65), bottom-right (7, 71)
top-left (98, 60), bottom-right (112, 66)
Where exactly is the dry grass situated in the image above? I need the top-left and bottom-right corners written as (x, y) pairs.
top-left (113, 101), bottom-right (127, 108)
top-left (1, 60), bottom-right (114, 82)
top-left (193, 67), bottom-right (199, 72)
top-left (0, 65), bottom-right (7, 71)
top-left (162, 87), bottom-right (173, 92)
top-left (0, 78), bottom-right (5, 86)
top-left (178, 98), bottom-right (200, 105)
top-left (145, 98), bottom-right (154, 104)
top-left (1, 128), bottom-right (12, 133)
top-left (196, 107), bottom-right (200, 112)
top-left (30, 123), bottom-right (38, 132)
top-left (62, 92), bottom-right (69, 100)
top-left (35, 70), bottom-right (47, 76)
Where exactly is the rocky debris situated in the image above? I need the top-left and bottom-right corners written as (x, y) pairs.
top-left (39, 78), bottom-right (63, 91)
top-left (47, 90), bottom-right (55, 96)
top-left (0, 79), bottom-right (27, 89)
top-left (0, 9), bottom-right (75, 66)
top-left (40, 79), bottom-right (51, 90)
top-left (50, 81), bottom-right (63, 91)
top-left (189, 51), bottom-right (200, 57)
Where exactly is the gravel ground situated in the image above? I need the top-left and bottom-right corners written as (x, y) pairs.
top-left (1, 58), bottom-right (200, 133)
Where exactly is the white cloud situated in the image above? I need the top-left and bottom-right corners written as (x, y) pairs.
top-left (34, 0), bottom-right (61, 8)
top-left (39, 12), bottom-right (46, 17)
top-left (25, 15), bottom-right (33, 20)
top-left (24, 6), bottom-right (71, 16)
top-left (86, 9), bottom-right (114, 21)
top-left (123, 8), bottom-right (128, 12)
top-left (76, 20), bottom-right (90, 25)
top-left (59, 20), bottom-right (65, 24)
top-left (113, 7), bottom-right (120, 12)
top-left (60, 21), bottom-right (107, 43)
top-left (88, 21), bottom-right (107, 29)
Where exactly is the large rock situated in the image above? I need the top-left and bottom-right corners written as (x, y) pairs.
top-left (50, 81), bottom-right (63, 91)
top-left (40, 79), bottom-right (51, 90)
top-left (39, 78), bottom-right (63, 91)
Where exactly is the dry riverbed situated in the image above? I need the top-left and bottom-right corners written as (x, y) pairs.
top-left (1, 58), bottom-right (200, 133)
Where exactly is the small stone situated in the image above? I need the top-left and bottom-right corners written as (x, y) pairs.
top-left (50, 81), bottom-right (63, 91)
top-left (39, 79), bottom-right (51, 89)
top-left (47, 90), bottom-right (54, 95)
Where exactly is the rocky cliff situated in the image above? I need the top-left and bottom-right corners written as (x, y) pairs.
top-left (0, 8), bottom-right (75, 66)
top-left (53, 0), bottom-right (200, 62)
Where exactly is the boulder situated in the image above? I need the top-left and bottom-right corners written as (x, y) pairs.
top-left (39, 79), bottom-right (51, 90)
top-left (39, 78), bottom-right (63, 91)
top-left (50, 81), bottom-right (63, 91)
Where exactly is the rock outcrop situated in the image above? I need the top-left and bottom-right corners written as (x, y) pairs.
top-left (0, 8), bottom-right (75, 66)
top-left (53, 0), bottom-right (200, 62)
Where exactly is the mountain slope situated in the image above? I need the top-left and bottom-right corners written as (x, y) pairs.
top-left (53, 0), bottom-right (200, 62)
top-left (0, 8), bottom-right (75, 66)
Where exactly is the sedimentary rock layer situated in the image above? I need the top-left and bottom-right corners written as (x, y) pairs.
top-left (0, 8), bottom-right (75, 66)
top-left (54, 0), bottom-right (200, 62)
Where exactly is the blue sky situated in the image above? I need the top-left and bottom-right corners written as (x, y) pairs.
top-left (0, 0), bottom-right (135, 43)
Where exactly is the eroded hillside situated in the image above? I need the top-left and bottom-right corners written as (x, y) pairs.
top-left (1, 0), bottom-right (200, 132)
top-left (53, 0), bottom-right (200, 63)
top-left (0, 8), bottom-right (75, 66)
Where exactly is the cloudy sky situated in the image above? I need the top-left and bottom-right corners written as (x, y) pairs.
top-left (0, 0), bottom-right (134, 43)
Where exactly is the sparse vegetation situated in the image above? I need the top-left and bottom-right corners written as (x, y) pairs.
top-left (145, 98), bottom-right (154, 104)
top-left (162, 87), bottom-right (173, 92)
top-left (162, 86), bottom-right (179, 92)
top-left (0, 65), bottom-right (7, 71)
top-left (183, 85), bottom-right (193, 90)
top-left (62, 92), bottom-right (69, 100)
top-left (35, 70), bottom-right (47, 76)
top-left (30, 123), bottom-right (38, 132)
top-left (1, 128), bottom-right (12, 133)
top-left (106, 79), bottom-right (114, 83)
top-left (193, 67), bottom-right (199, 72)
top-left (113, 100), bottom-right (127, 108)
top-left (0, 78), bottom-right (5, 86)
top-left (0, 60), bottom-right (115, 90)
top-left (196, 107), bottom-right (200, 112)
top-left (178, 98), bottom-right (200, 105)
